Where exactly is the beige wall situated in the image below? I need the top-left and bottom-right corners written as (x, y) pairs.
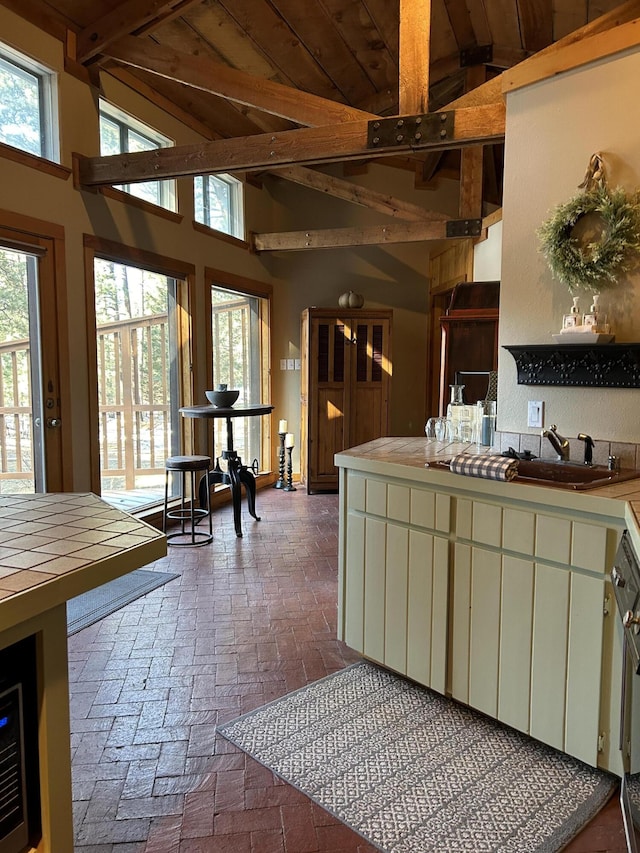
top-left (499, 48), bottom-right (640, 442)
top-left (0, 5), bottom-right (458, 486)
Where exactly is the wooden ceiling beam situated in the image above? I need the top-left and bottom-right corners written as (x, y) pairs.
top-left (399, 0), bottom-right (431, 114)
top-left (102, 35), bottom-right (374, 126)
top-left (252, 219), bottom-right (451, 252)
top-left (273, 165), bottom-right (449, 222)
top-left (77, 0), bottom-right (202, 63)
top-left (458, 65), bottom-right (485, 219)
top-left (77, 102), bottom-right (506, 186)
top-left (503, 14), bottom-right (640, 93)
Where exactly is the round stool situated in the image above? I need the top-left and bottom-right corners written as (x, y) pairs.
top-left (163, 455), bottom-right (213, 546)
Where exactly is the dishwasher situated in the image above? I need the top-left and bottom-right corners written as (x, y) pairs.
top-left (611, 530), bottom-right (640, 853)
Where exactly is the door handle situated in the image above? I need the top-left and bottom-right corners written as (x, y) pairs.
top-left (46, 417), bottom-right (61, 428)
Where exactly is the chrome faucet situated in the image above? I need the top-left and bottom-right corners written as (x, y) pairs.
top-left (541, 424), bottom-right (570, 461)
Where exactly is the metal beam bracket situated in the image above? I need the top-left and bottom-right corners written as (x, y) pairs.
top-left (446, 219), bottom-right (482, 238)
top-left (367, 112), bottom-right (454, 150)
top-left (460, 45), bottom-right (493, 67)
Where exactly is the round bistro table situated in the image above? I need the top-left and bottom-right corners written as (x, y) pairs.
top-left (179, 403), bottom-right (274, 537)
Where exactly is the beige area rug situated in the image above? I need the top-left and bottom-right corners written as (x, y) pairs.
top-left (218, 662), bottom-right (617, 853)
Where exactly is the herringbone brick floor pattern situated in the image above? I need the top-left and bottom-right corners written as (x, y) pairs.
top-left (68, 488), bottom-right (627, 852)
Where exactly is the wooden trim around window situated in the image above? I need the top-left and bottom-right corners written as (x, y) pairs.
top-left (83, 236), bottom-right (196, 494)
top-left (98, 185), bottom-right (183, 223)
top-left (204, 267), bottom-right (273, 475)
top-left (0, 142), bottom-right (71, 180)
top-left (83, 235), bottom-right (195, 279)
top-left (192, 220), bottom-right (249, 250)
top-left (0, 210), bottom-right (72, 491)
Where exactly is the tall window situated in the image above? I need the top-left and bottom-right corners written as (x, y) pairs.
top-left (195, 174), bottom-right (244, 239)
top-left (210, 283), bottom-right (269, 471)
top-left (99, 100), bottom-right (176, 211)
top-left (0, 43), bottom-right (58, 160)
top-left (94, 259), bottom-right (181, 510)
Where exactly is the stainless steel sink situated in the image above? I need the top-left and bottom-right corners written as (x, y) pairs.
top-left (428, 457), bottom-right (640, 490)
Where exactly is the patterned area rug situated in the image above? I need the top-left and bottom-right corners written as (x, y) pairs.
top-left (217, 662), bottom-right (616, 853)
top-left (67, 568), bottom-right (179, 635)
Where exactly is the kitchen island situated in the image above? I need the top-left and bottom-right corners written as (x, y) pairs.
top-left (335, 437), bottom-right (640, 778)
top-left (0, 492), bottom-right (166, 853)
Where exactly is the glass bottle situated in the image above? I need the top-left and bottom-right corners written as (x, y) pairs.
top-left (447, 385), bottom-right (465, 441)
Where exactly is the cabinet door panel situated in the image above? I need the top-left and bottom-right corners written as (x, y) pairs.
top-left (344, 513), bottom-right (365, 651)
top-left (406, 531), bottom-right (449, 693)
top-left (498, 556), bottom-right (534, 732)
top-left (385, 525), bottom-right (409, 673)
top-left (530, 564), bottom-right (570, 751)
top-left (431, 536), bottom-right (449, 694)
top-left (312, 387), bottom-right (346, 478)
top-left (451, 543), bottom-right (472, 703)
top-left (407, 529), bottom-right (434, 686)
top-left (364, 518), bottom-right (386, 662)
top-left (565, 573), bottom-right (603, 765)
top-left (469, 548), bottom-right (501, 717)
top-left (388, 484), bottom-right (410, 523)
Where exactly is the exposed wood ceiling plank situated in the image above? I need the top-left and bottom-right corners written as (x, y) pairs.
top-left (484, 1), bottom-right (522, 49)
top-left (316, 0), bottom-right (399, 92)
top-left (216, 0), bottom-right (344, 101)
top-left (266, 0), bottom-right (378, 105)
top-left (428, 0), bottom-right (463, 61)
top-left (252, 219), bottom-right (451, 251)
top-left (444, 0), bottom-right (477, 49)
top-left (361, 0), bottom-right (400, 63)
top-left (179, 2), bottom-right (285, 82)
top-left (77, 0), bottom-right (202, 63)
top-left (465, 0), bottom-right (492, 44)
top-left (103, 35), bottom-right (374, 125)
top-left (399, 0), bottom-right (431, 114)
top-left (273, 165), bottom-right (449, 221)
top-left (78, 102), bottom-right (506, 186)
top-left (503, 13), bottom-right (640, 91)
top-left (517, 0), bottom-right (554, 52)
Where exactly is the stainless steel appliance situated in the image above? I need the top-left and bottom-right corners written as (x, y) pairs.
top-left (611, 530), bottom-right (640, 853)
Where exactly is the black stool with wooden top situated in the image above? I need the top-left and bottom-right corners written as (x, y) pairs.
top-left (163, 455), bottom-right (213, 546)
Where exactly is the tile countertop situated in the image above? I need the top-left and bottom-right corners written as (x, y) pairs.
top-left (0, 492), bottom-right (167, 633)
top-left (335, 437), bottom-right (640, 543)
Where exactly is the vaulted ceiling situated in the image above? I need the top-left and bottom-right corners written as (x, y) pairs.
top-left (4, 0), bottom-right (638, 249)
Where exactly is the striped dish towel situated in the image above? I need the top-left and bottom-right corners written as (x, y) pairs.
top-left (449, 454), bottom-right (519, 482)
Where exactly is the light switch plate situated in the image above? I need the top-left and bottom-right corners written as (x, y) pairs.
top-left (527, 400), bottom-right (544, 428)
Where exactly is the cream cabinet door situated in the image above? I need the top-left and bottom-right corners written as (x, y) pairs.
top-left (406, 530), bottom-right (449, 694)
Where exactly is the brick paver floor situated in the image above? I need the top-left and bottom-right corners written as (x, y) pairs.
top-left (68, 488), bottom-right (627, 852)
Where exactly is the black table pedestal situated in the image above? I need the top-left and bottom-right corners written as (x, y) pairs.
top-left (198, 450), bottom-right (259, 538)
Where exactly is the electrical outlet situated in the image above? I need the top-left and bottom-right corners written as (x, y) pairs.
top-left (527, 401), bottom-right (544, 428)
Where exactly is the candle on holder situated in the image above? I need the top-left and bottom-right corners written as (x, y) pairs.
top-left (285, 433), bottom-right (295, 448)
top-left (278, 419), bottom-right (288, 434)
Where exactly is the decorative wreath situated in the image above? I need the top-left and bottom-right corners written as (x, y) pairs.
top-left (537, 156), bottom-right (640, 294)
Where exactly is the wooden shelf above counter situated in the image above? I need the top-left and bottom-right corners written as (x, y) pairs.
top-left (503, 342), bottom-right (640, 387)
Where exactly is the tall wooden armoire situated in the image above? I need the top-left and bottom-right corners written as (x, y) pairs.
top-left (300, 308), bottom-right (392, 493)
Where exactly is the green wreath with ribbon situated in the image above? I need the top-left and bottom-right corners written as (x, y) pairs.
top-left (537, 154), bottom-right (640, 293)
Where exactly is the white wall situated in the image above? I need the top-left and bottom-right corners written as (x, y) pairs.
top-left (498, 48), bottom-right (640, 442)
